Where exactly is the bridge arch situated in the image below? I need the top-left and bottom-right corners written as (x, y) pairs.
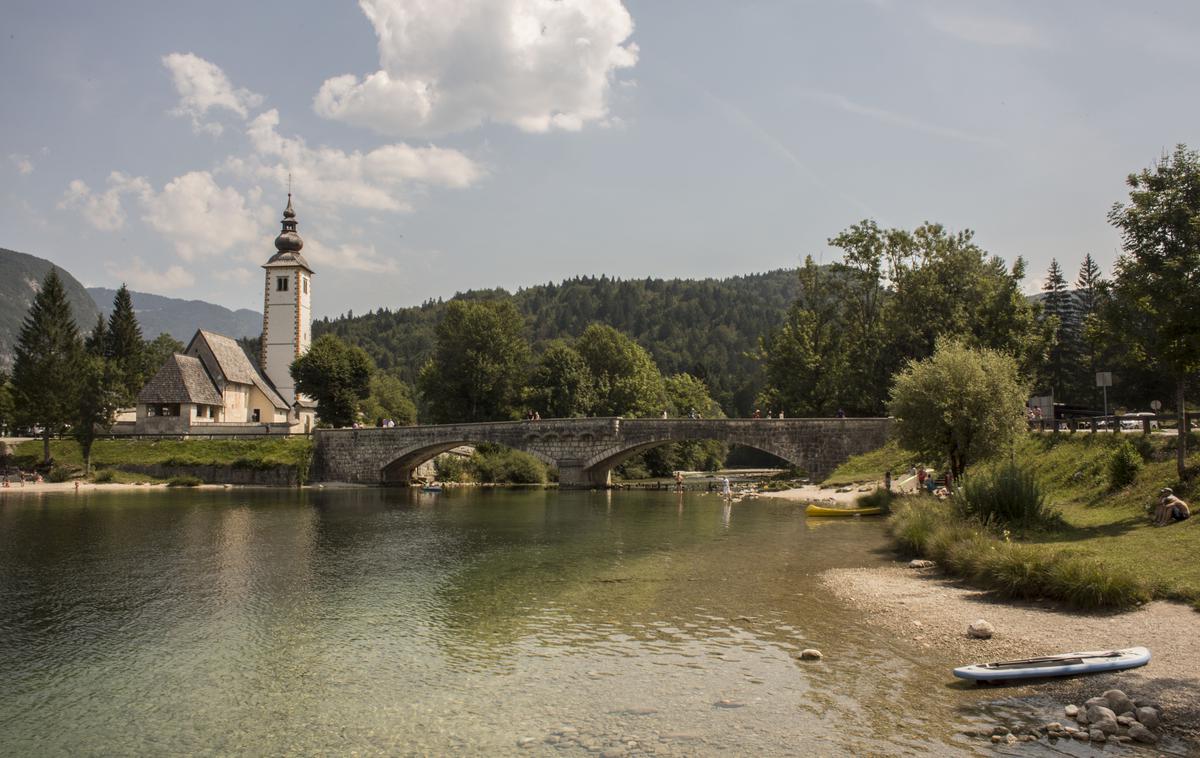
top-left (580, 431), bottom-right (807, 487)
top-left (380, 439), bottom-right (556, 484)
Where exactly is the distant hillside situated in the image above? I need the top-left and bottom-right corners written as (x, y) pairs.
top-left (88, 287), bottom-right (262, 342)
top-left (0, 247), bottom-right (101, 371)
top-left (316, 269), bottom-right (801, 415)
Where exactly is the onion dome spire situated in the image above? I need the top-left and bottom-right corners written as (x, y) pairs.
top-left (274, 193), bottom-right (303, 253)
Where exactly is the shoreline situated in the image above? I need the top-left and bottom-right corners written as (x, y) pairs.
top-left (821, 563), bottom-right (1200, 742)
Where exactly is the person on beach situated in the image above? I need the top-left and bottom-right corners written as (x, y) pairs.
top-left (1153, 488), bottom-right (1190, 525)
top-left (917, 467), bottom-right (927, 490)
top-left (884, 471), bottom-right (892, 492)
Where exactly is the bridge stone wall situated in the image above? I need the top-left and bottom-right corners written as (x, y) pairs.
top-left (313, 417), bottom-right (891, 487)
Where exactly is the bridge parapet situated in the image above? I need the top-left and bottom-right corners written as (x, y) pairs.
top-left (312, 417), bottom-right (892, 487)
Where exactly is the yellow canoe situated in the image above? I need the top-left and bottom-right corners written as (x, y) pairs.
top-left (805, 504), bottom-right (883, 517)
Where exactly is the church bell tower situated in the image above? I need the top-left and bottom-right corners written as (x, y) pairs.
top-left (261, 194), bottom-right (313, 406)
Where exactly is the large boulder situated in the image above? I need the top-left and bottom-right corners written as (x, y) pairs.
top-left (1128, 723), bottom-right (1157, 744)
top-left (1135, 706), bottom-right (1161, 729)
top-left (1103, 689), bottom-right (1135, 716)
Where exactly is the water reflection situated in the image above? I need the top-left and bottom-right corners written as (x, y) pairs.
top-left (0, 488), bottom-right (1061, 755)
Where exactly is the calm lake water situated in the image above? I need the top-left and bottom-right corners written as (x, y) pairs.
top-left (0, 488), bottom-right (1089, 756)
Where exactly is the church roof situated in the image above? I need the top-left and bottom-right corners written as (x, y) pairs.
top-left (137, 354), bottom-right (222, 406)
top-left (187, 330), bottom-right (291, 411)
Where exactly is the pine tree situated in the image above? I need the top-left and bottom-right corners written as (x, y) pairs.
top-left (1074, 254), bottom-right (1106, 405)
top-left (1040, 258), bottom-right (1077, 400)
top-left (85, 314), bottom-right (108, 357)
top-left (105, 284), bottom-right (146, 405)
top-left (12, 269), bottom-right (83, 464)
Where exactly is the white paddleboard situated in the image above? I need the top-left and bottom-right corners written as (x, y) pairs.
top-left (953, 646), bottom-right (1150, 683)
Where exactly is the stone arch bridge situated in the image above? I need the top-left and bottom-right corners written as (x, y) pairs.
top-left (313, 417), bottom-right (892, 487)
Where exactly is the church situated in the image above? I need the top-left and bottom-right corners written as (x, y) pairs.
top-left (132, 196), bottom-right (317, 435)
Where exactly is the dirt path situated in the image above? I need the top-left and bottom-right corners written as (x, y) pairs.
top-left (821, 564), bottom-right (1200, 742)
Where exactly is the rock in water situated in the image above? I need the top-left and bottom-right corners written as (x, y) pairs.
top-left (966, 620), bottom-right (994, 639)
top-left (1064, 704), bottom-right (1079, 718)
top-left (1089, 728), bottom-right (1106, 743)
top-left (1135, 706), bottom-right (1160, 729)
top-left (799, 648), bottom-right (823, 661)
top-left (1128, 723), bottom-right (1157, 744)
top-left (1103, 689), bottom-right (1134, 716)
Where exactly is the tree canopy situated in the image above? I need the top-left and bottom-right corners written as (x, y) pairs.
top-left (1105, 144), bottom-right (1200, 477)
top-left (418, 299), bottom-right (531, 423)
top-left (12, 269), bottom-right (82, 463)
top-left (291, 334), bottom-right (373, 428)
top-left (889, 339), bottom-right (1027, 477)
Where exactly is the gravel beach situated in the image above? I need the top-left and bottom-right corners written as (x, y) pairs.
top-left (821, 564), bottom-right (1200, 743)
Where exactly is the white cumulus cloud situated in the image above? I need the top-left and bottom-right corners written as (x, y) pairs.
top-left (234, 109), bottom-right (484, 212)
top-left (163, 52), bottom-right (265, 135)
top-left (106, 257), bottom-right (196, 291)
top-left (140, 171), bottom-right (267, 260)
top-left (58, 172), bottom-right (153, 231)
top-left (313, 0), bottom-right (638, 136)
top-left (304, 237), bottom-right (399, 273)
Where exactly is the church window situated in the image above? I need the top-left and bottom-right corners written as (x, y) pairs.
top-left (302, 277), bottom-right (308, 294)
top-left (277, 276), bottom-right (289, 292)
top-left (252, 409), bottom-right (261, 422)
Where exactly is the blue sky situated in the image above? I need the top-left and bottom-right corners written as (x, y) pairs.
top-left (3, 0), bottom-right (1199, 317)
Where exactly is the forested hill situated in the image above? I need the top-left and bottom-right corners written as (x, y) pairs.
top-left (88, 287), bottom-right (262, 343)
top-left (315, 269), bottom-right (800, 414)
top-left (0, 247), bottom-right (100, 370)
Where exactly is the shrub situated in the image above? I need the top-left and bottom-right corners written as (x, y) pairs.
top-left (856, 488), bottom-right (895, 512)
top-left (1108, 441), bottom-right (1142, 490)
top-left (167, 475), bottom-right (203, 487)
top-left (473, 448), bottom-right (546, 484)
top-left (956, 462), bottom-right (1060, 528)
top-left (888, 499), bottom-right (951, 554)
top-left (92, 469), bottom-right (116, 483)
top-left (977, 543), bottom-right (1061, 600)
top-left (1045, 554), bottom-right (1150, 610)
top-left (434, 453), bottom-right (472, 483)
top-left (48, 465), bottom-right (79, 483)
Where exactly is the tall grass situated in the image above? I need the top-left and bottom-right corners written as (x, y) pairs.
top-left (855, 488), bottom-right (895, 512)
top-left (955, 462), bottom-right (1061, 528)
top-left (888, 500), bottom-right (1149, 610)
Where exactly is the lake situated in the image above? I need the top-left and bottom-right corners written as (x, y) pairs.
top-left (0, 488), bottom-right (1053, 755)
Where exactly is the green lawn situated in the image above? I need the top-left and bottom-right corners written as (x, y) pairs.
top-left (14, 437), bottom-right (314, 478)
top-left (821, 438), bottom-right (919, 487)
top-left (828, 432), bottom-right (1200, 603)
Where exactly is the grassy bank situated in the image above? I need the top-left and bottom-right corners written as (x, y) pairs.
top-left (11, 437), bottom-right (315, 483)
top-left (826, 433), bottom-right (1200, 608)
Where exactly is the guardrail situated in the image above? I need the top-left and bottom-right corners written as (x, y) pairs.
top-left (1029, 414), bottom-right (1194, 434)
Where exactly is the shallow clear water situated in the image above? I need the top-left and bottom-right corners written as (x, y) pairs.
top-left (0, 488), bottom-right (1112, 756)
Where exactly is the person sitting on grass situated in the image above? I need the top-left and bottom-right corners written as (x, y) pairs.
top-left (1153, 488), bottom-right (1190, 525)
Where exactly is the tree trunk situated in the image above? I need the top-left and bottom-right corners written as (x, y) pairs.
top-left (1178, 379), bottom-right (1187, 480)
top-left (42, 427), bottom-right (51, 466)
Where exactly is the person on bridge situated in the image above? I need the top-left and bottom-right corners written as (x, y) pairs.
top-left (753, 408), bottom-right (762, 419)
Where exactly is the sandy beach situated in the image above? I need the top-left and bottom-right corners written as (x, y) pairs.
top-left (760, 482), bottom-right (883, 504)
top-left (821, 564), bottom-right (1200, 741)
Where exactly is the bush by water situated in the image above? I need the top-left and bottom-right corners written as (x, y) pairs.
top-left (955, 461), bottom-right (1061, 528)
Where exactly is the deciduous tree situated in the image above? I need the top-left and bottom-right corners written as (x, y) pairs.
top-left (1107, 144), bottom-right (1200, 478)
top-left (889, 339), bottom-right (1027, 478)
top-left (574, 323), bottom-right (664, 417)
top-left (418, 299), bottom-right (531, 422)
top-left (291, 334), bottom-right (373, 428)
top-left (527, 340), bottom-right (595, 418)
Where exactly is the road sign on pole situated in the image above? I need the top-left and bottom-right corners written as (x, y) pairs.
top-left (1096, 372), bottom-right (1112, 419)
